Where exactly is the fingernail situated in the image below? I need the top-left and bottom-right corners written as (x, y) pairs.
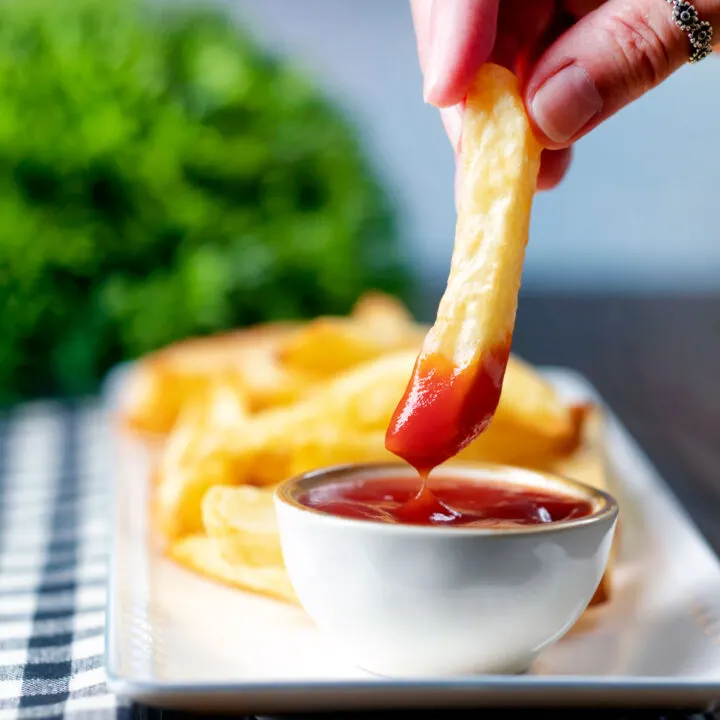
top-left (440, 105), bottom-right (463, 151)
top-left (531, 65), bottom-right (602, 144)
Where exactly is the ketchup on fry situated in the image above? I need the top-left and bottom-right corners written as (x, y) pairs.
top-left (385, 341), bottom-right (511, 475)
top-left (382, 341), bottom-right (512, 516)
top-left (299, 475), bottom-right (592, 528)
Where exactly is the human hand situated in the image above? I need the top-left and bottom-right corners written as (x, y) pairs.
top-left (411, 0), bottom-right (718, 190)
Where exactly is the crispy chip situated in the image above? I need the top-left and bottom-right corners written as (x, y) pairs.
top-left (550, 408), bottom-right (614, 605)
top-left (278, 293), bottom-right (425, 378)
top-left (494, 356), bottom-right (583, 444)
top-left (121, 322), bottom-right (304, 434)
top-left (277, 318), bottom-right (398, 376)
top-left (202, 485), bottom-right (278, 538)
top-left (285, 432), bottom-right (397, 478)
top-left (170, 535), bottom-right (297, 604)
top-left (154, 377), bottom-right (249, 541)
top-left (351, 291), bottom-right (422, 336)
top-left (202, 485), bottom-right (285, 566)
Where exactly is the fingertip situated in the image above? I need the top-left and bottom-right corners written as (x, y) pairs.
top-left (423, 0), bottom-right (499, 107)
top-left (525, 0), bottom-right (690, 148)
top-left (526, 63), bottom-right (603, 148)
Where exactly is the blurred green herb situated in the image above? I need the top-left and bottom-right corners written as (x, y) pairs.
top-left (0, 0), bottom-right (410, 403)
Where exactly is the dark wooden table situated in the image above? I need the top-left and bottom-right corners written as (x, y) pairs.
top-left (133, 295), bottom-right (720, 720)
top-left (511, 294), bottom-right (720, 556)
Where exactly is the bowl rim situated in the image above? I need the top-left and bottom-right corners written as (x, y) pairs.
top-left (274, 461), bottom-right (619, 537)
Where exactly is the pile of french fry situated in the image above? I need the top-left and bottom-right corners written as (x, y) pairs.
top-left (120, 291), bottom-right (611, 606)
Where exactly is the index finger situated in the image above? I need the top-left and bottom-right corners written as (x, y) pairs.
top-left (419, 0), bottom-right (500, 107)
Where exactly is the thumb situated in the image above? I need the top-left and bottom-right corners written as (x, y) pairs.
top-left (525, 0), bottom-right (719, 148)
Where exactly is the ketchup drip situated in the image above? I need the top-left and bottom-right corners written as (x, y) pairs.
top-left (385, 341), bottom-right (511, 474)
top-left (383, 340), bottom-right (511, 515)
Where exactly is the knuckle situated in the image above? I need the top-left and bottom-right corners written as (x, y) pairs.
top-left (600, 4), bottom-right (673, 92)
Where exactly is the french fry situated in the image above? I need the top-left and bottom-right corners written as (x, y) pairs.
top-left (494, 356), bottom-right (584, 445)
top-left (286, 432), bottom-right (397, 478)
top-left (191, 354), bottom-right (416, 489)
top-left (221, 350), bottom-right (419, 461)
top-left (154, 376), bottom-right (249, 541)
top-left (152, 351), bottom-right (418, 510)
top-left (230, 351), bottom-right (581, 462)
top-left (203, 485), bottom-right (278, 537)
top-left (122, 363), bottom-right (208, 437)
top-left (386, 64), bottom-right (543, 471)
top-left (278, 293), bottom-right (425, 378)
top-left (171, 473), bottom-right (297, 603)
top-left (121, 322), bottom-right (305, 434)
top-left (351, 291), bottom-right (421, 335)
top-left (457, 417), bottom-right (580, 470)
top-left (277, 319), bottom-right (400, 376)
top-left (170, 535), bottom-right (298, 604)
top-left (551, 408), bottom-right (614, 605)
top-left (201, 485), bottom-right (285, 566)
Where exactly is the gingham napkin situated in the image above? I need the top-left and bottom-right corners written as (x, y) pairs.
top-left (0, 401), bottom-right (128, 719)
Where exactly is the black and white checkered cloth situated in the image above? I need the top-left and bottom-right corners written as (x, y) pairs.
top-left (0, 399), bottom-right (718, 720)
top-left (0, 401), bottom-right (129, 719)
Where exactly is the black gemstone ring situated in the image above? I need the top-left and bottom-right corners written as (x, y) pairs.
top-left (666, 0), bottom-right (714, 63)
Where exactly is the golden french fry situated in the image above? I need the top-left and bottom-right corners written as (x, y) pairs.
top-left (456, 421), bottom-right (573, 470)
top-left (227, 350), bottom-right (418, 453)
top-left (550, 408), bottom-right (614, 605)
top-left (278, 293), bottom-right (425, 378)
top-left (493, 355), bottom-right (584, 445)
top-left (202, 485), bottom-right (278, 538)
top-left (122, 363), bottom-right (208, 437)
top-left (286, 432), bottom-right (397, 478)
top-left (551, 411), bottom-right (607, 494)
top-left (120, 322), bottom-right (304, 434)
top-left (150, 351), bottom-right (415, 495)
top-left (457, 358), bottom-right (588, 469)
top-left (202, 485), bottom-right (284, 566)
top-left (386, 64), bottom-right (543, 471)
top-left (351, 291), bottom-right (428, 341)
top-left (277, 318), bottom-right (399, 376)
top-left (230, 340), bottom-right (317, 412)
top-left (154, 377), bottom-right (250, 541)
top-left (212, 535), bottom-right (284, 572)
top-left (169, 535), bottom-right (297, 604)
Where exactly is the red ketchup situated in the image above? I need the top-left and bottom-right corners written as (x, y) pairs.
top-left (299, 475), bottom-right (592, 529)
top-left (385, 342), bottom-right (511, 476)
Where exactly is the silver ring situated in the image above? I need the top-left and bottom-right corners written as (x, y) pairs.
top-left (666, 0), bottom-right (714, 63)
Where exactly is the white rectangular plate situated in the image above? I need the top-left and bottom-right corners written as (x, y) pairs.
top-left (105, 368), bottom-right (720, 713)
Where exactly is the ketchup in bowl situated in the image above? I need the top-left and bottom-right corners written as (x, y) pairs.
top-left (298, 475), bottom-right (593, 529)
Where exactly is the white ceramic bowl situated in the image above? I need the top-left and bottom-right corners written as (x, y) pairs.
top-left (274, 462), bottom-right (618, 677)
